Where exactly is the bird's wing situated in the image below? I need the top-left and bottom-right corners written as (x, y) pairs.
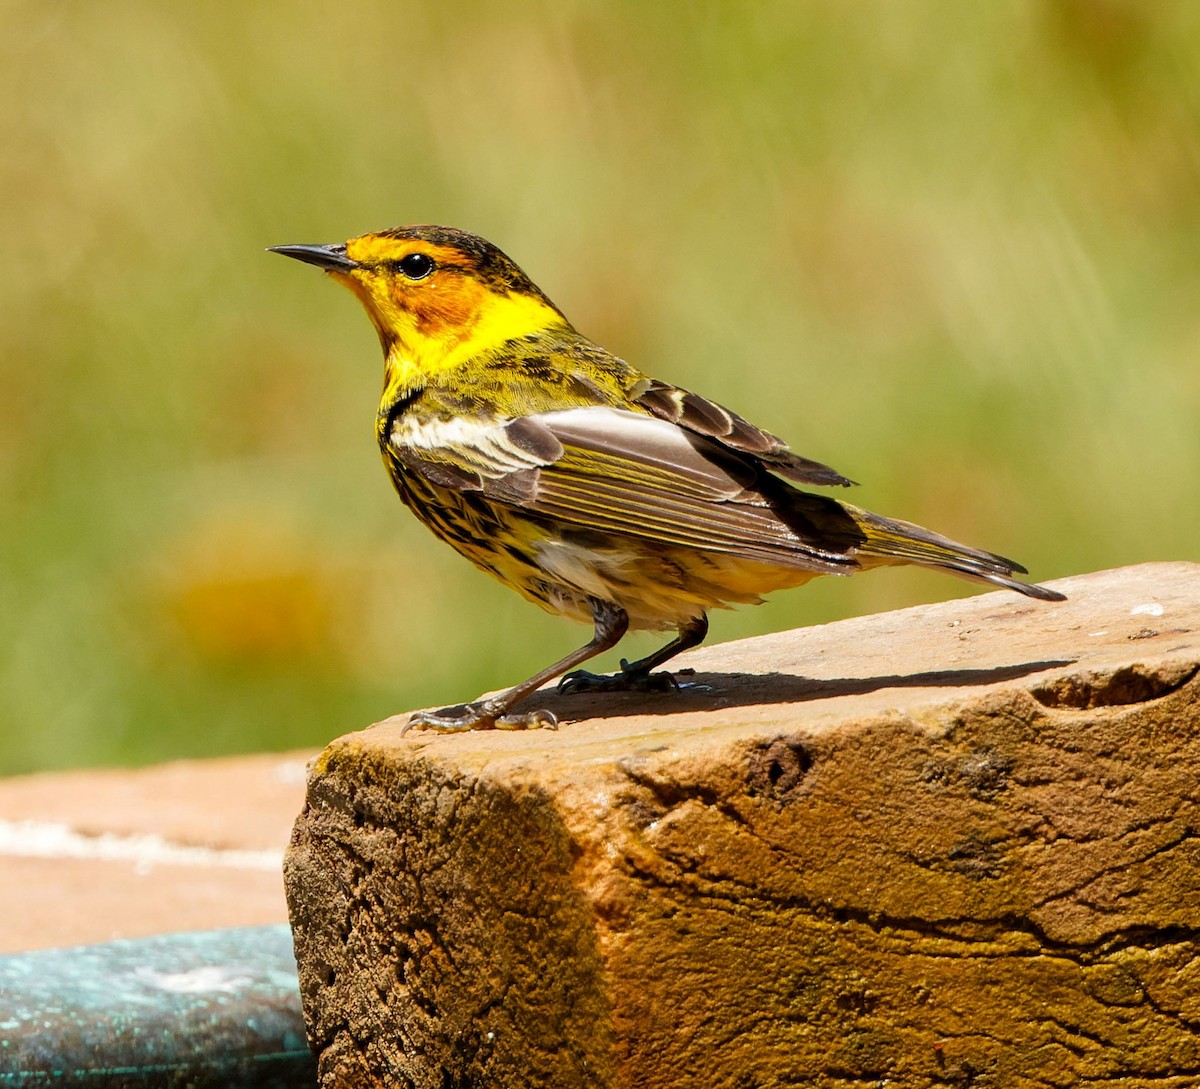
top-left (388, 406), bottom-right (862, 572)
top-left (633, 379), bottom-right (855, 488)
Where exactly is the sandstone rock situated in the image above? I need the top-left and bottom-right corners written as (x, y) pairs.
top-left (285, 562), bottom-right (1199, 1088)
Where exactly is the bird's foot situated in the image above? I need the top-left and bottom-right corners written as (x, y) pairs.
top-left (402, 699), bottom-right (558, 735)
top-left (558, 659), bottom-right (680, 695)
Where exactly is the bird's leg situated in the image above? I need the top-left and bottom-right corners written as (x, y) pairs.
top-left (404, 599), bottom-right (629, 734)
top-left (558, 614), bottom-right (709, 695)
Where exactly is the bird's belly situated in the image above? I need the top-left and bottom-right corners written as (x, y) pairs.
top-left (391, 466), bottom-right (822, 630)
top-left (532, 535), bottom-right (821, 631)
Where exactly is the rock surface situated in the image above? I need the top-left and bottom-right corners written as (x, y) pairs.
top-left (284, 562), bottom-right (1200, 1088)
top-left (0, 752), bottom-right (310, 951)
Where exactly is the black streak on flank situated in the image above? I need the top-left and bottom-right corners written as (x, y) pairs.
top-left (381, 386), bottom-right (425, 442)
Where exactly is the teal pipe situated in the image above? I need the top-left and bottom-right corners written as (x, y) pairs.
top-left (0, 925), bottom-right (315, 1087)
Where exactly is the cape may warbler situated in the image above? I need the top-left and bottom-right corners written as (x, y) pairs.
top-left (271, 226), bottom-right (1064, 732)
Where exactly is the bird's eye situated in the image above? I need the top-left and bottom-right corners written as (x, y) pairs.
top-left (397, 252), bottom-right (434, 280)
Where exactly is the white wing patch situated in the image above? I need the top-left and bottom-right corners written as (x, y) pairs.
top-left (390, 405), bottom-right (733, 485)
top-left (390, 414), bottom-right (550, 477)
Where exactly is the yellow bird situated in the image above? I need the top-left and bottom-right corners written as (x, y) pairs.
top-left (271, 226), bottom-right (1063, 732)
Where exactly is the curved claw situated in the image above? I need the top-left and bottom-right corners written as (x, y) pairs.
top-left (496, 708), bottom-right (558, 731)
top-left (558, 667), bottom-right (680, 695)
top-left (557, 669), bottom-right (608, 695)
top-left (402, 702), bottom-right (558, 735)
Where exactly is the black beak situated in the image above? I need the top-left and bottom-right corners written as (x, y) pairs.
top-left (267, 243), bottom-right (358, 271)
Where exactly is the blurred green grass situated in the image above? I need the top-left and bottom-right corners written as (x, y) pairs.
top-left (1, 1), bottom-right (1197, 772)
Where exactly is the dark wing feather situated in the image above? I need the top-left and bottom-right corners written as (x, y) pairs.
top-left (390, 407), bottom-right (861, 574)
top-left (635, 379), bottom-right (855, 488)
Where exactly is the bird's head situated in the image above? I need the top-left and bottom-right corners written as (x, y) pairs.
top-left (270, 225), bottom-right (568, 379)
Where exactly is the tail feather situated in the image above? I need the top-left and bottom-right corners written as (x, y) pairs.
top-left (848, 506), bottom-right (1066, 602)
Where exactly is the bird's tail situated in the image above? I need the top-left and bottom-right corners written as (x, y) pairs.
top-left (846, 504), bottom-right (1066, 602)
